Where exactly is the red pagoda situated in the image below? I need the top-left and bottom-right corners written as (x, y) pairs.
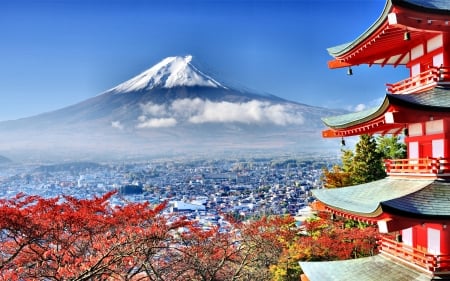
top-left (300, 1), bottom-right (450, 280)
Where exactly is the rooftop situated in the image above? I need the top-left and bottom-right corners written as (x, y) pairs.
top-left (300, 254), bottom-right (433, 281)
top-left (312, 178), bottom-right (437, 218)
top-left (322, 87), bottom-right (450, 137)
top-left (328, 0), bottom-right (450, 69)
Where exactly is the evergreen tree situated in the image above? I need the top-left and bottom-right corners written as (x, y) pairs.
top-left (376, 135), bottom-right (406, 159)
top-left (351, 134), bottom-right (386, 184)
top-left (322, 134), bottom-right (393, 187)
top-left (341, 148), bottom-right (354, 174)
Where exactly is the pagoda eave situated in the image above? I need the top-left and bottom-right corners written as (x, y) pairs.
top-left (322, 123), bottom-right (404, 138)
top-left (324, 205), bottom-right (384, 224)
top-left (312, 178), bottom-right (435, 221)
top-left (327, 60), bottom-right (352, 69)
top-left (323, 89), bottom-right (450, 138)
top-left (328, 2), bottom-right (450, 69)
top-left (325, 204), bottom-right (435, 233)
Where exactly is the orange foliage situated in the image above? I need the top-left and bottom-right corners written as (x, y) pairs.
top-left (0, 191), bottom-right (188, 280)
top-left (0, 193), bottom-right (298, 281)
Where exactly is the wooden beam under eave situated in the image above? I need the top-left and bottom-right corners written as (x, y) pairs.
top-left (381, 57), bottom-right (390, 67)
top-left (328, 60), bottom-right (352, 69)
top-left (322, 129), bottom-right (340, 138)
top-left (393, 51), bottom-right (409, 67)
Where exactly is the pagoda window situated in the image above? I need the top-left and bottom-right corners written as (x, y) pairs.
top-left (433, 53), bottom-right (444, 67)
top-left (402, 227), bottom-right (413, 248)
top-left (427, 34), bottom-right (443, 53)
top-left (409, 141), bottom-right (419, 158)
top-left (428, 228), bottom-right (441, 255)
top-left (408, 123), bottom-right (423, 137)
top-left (426, 119), bottom-right (444, 135)
top-left (432, 139), bottom-right (444, 158)
top-left (411, 63), bottom-right (421, 77)
top-left (411, 44), bottom-right (424, 61)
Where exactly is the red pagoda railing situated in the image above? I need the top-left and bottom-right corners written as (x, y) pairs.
top-left (384, 157), bottom-right (450, 177)
top-left (378, 237), bottom-right (450, 272)
top-left (386, 66), bottom-right (450, 95)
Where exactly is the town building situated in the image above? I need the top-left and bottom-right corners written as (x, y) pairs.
top-left (300, 1), bottom-right (450, 280)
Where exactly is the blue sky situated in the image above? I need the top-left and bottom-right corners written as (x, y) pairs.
top-left (0, 0), bottom-right (408, 121)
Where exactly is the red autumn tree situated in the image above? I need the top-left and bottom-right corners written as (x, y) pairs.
top-left (0, 191), bottom-right (188, 280)
top-left (157, 215), bottom-right (297, 281)
top-left (271, 212), bottom-right (380, 281)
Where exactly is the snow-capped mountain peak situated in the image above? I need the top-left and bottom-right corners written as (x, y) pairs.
top-left (109, 55), bottom-right (226, 93)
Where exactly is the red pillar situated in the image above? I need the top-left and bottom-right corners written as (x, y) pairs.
top-left (443, 33), bottom-right (450, 67)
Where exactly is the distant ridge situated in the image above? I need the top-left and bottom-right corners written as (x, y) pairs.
top-left (0, 155), bottom-right (12, 164)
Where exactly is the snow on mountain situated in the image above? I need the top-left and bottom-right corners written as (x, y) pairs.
top-left (108, 55), bottom-right (225, 93)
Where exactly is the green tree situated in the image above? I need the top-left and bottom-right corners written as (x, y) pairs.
top-left (352, 134), bottom-right (386, 184)
top-left (376, 135), bottom-right (406, 159)
top-left (341, 148), bottom-right (355, 174)
top-left (323, 134), bottom-right (391, 187)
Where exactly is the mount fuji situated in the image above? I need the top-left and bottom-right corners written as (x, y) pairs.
top-left (0, 55), bottom-right (344, 161)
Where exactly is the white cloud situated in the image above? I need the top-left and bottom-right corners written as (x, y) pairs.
top-left (348, 96), bottom-right (385, 112)
top-left (171, 98), bottom-right (205, 118)
top-left (354, 103), bottom-right (367, 112)
top-left (136, 117), bottom-right (177, 128)
top-left (140, 103), bottom-right (168, 116)
top-left (111, 121), bottom-right (124, 130)
top-left (136, 98), bottom-right (304, 128)
top-left (188, 100), bottom-right (303, 125)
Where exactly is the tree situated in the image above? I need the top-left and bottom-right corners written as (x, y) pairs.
top-left (321, 164), bottom-right (352, 188)
top-left (157, 215), bottom-right (297, 281)
top-left (322, 134), bottom-right (388, 187)
top-left (270, 212), bottom-right (381, 281)
top-left (376, 135), bottom-right (406, 159)
top-left (352, 134), bottom-right (386, 184)
top-left (0, 192), bottom-right (188, 280)
top-left (0, 192), bottom-right (301, 281)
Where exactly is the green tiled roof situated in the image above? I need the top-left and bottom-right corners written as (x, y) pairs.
top-left (322, 88), bottom-right (450, 129)
top-left (326, 42), bottom-right (352, 57)
top-left (382, 180), bottom-right (450, 218)
top-left (321, 104), bottom-right (385, 129)
top-left (312, 178), bottom-right (434, 217)
top-left (300, 254), bottom-right (432, 281)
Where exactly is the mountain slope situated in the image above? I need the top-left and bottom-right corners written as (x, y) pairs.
top-left (0, 55), bottom-right (345, 161)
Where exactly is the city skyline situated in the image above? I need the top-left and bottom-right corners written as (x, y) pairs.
top-left (0, 0), bottom-right (407, 121)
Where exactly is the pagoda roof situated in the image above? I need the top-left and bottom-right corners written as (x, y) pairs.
top-left (322, 104), bottom-right (386, 130)
top-left (387, 87), bottom-right (450, 110)
top-left (312, 177), bottom-right (435, 218)
top-left (300, 254), bottom-right (432, 281)
top-left (401, 0), bottom-right (450, 11)
top-left (382, 180), bottom-right (450, 218)
top-left (328, 0), bottom-right (450, 69)
top-left (322, 87), bottom-right (450, 136)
